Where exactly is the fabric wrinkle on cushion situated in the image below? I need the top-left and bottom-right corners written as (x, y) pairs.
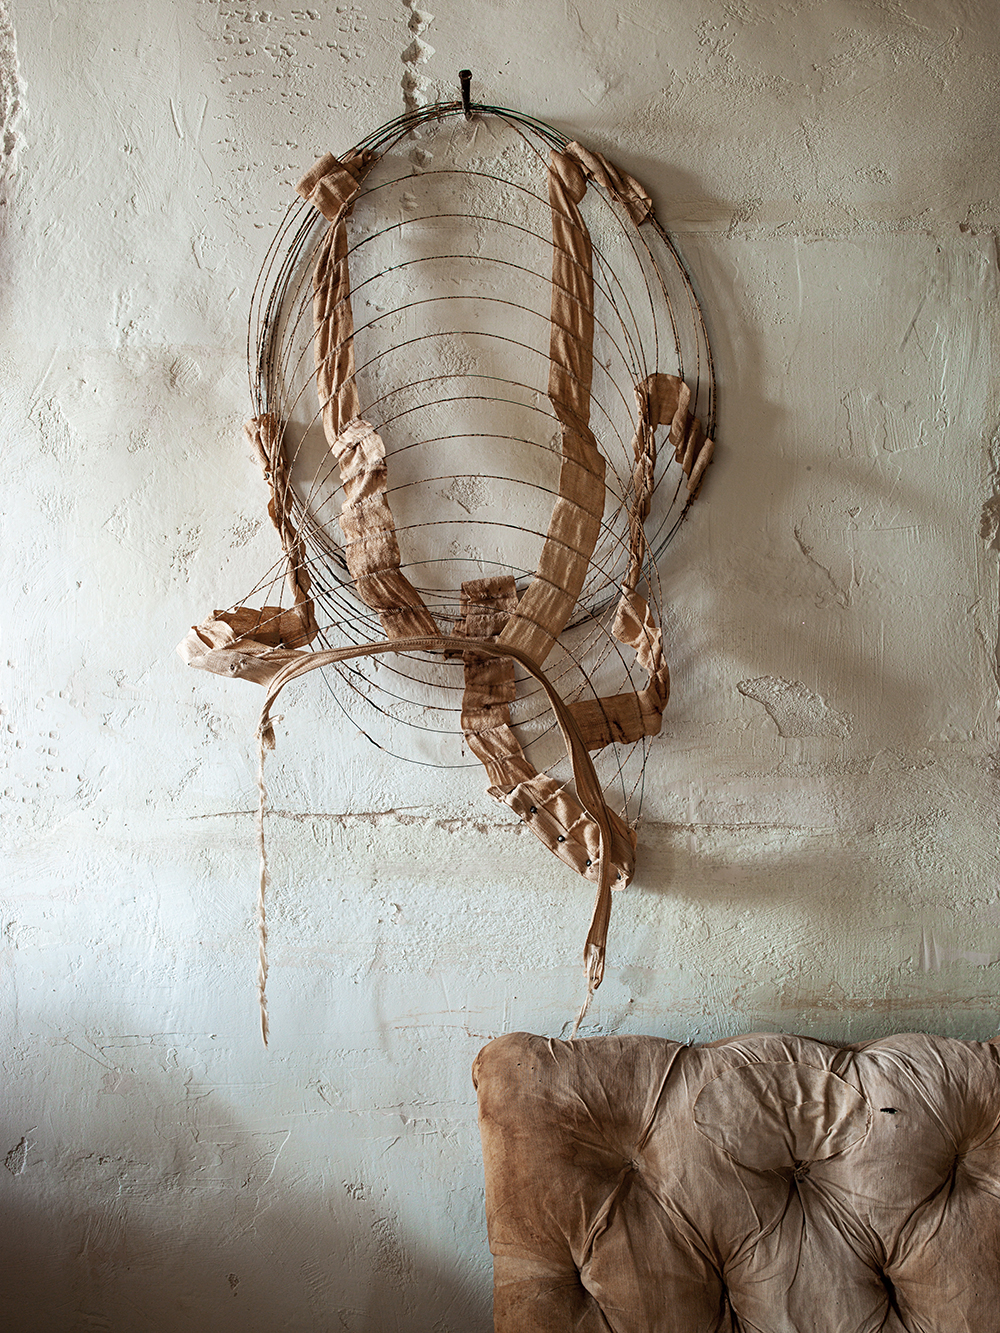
top-left (474, 1033), bottom-right (733, 1332)
top-left (474, 1030), bottom-right (1000, 1333)
top-left (831, 1035), bottom-right (1000, 1327)
top-left (693, 1061), bottom-right (871, 1172)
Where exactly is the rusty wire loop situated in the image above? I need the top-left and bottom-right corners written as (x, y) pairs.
top-left (236, 102), bottom-right (716, 822)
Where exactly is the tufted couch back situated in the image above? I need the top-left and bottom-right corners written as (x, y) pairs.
top-left (473, 1030), bottom-right (1000, 1332)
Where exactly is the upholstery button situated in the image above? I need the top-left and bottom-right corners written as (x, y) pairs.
top-left (557, 835), bottom-right (565, 843)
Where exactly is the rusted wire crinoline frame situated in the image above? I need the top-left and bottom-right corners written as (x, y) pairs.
top-left (184, 97), bottom-right (721, 1040)
top-left (242, 100), bottom-right (715, 811)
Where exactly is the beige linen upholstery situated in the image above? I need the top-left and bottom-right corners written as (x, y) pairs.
top-left (473, 1030), bottom-right (1000, 1332)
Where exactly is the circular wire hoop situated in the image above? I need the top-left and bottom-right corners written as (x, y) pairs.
top-left (239, 100), bottom-right (716, 826)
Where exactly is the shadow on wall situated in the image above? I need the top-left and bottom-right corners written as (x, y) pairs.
top-left (0, 1010), bottom-right (492, 1333)
top-left (583, 155), bottom-right (1000, 1046)
top-left (628, 824), bottom-right (1000, 1028)
top-left (0, 1189), bottom-right (490, 1332)
top-left (635, 143), bottom-right (984, 753)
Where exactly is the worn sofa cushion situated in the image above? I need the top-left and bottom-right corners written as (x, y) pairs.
top-left (472, 1031), bottom-right (1000, 1332)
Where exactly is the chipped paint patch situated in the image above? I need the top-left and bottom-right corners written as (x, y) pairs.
top-left (0, 1), bottom-right (24, 184)
top-left (401, 0), bottom-right (434, 115)
top-left (5, 1134), bottom-right (30, 1175)
top-left (918, 928), bottom-right (999, 973)
top-left (842, 388), bottom-right (928, 455)
top-left (737, 677), bottom-right (852, 739)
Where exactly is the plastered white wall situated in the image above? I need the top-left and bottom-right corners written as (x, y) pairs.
top-left (2, 2), bottom-right (999, 1328)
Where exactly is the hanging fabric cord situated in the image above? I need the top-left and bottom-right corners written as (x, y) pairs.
top-left (252, 634), bottom-right (618, 1046)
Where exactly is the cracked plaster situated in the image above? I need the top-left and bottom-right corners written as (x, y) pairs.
top-left (1, 1), bottom-right (999, 1328)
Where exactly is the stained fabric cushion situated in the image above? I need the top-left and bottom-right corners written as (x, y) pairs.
top-left (472, 1031), bottom-right (1000, 1333)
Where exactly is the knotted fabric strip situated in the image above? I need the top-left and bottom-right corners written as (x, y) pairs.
top-left (562, 139), bottom-right (654, 225)
top-left (252, 635), bottom-right (621, 1043)
top-left (458, 576), bottom-right (636, 887)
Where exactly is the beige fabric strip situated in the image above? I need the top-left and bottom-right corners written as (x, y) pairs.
top-left (177, 615), bottom-right (308, 687)
top-left (458, 577), bottom-right (636, 886)
top-left (648, 369), bottom-right (715, 496)
top-left (546, 151), bottom-right (595, 424)
top-left (561, 371), bottom-right (716, 752)
top-left (329, 417), bottom-right (439, 638)
top-left (458, 577), bottom-right (534, 788)
top-left (312, 212), bottom-right (359, 438)
top-left (498, 149), bottom-right (605, 669)
top-left (297, 149), bottom-right (375, 222)
top-left (244, 412), bottom-right (317, 647)
top-left (298, 150), bottom-right (374, 442)
top-left (567, 680), bottom-right (666, 750)
top-left (177, 413), bottom-right (318, 655)
top-left (562, 140), bottom-right (654, 225)
top-left (495, 774), bottom-right (636, 891)
top-left (300, 153), bottom-right (440, 639)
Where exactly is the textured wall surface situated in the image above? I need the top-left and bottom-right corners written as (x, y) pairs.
top-left (2, 2), bottom-right (999, 1329)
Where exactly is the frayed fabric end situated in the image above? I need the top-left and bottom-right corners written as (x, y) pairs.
top-left (570, 941), bottom-right (605, 1038)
